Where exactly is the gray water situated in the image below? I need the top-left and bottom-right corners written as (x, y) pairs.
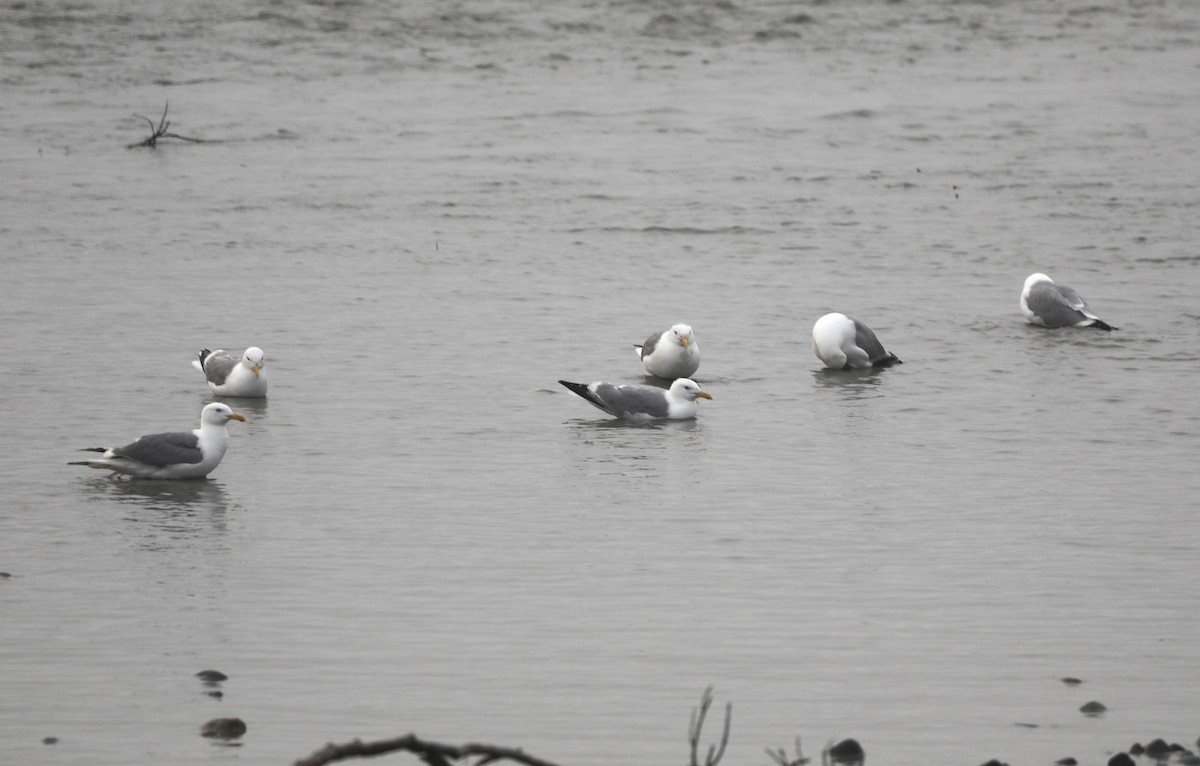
top-left (2, 1), bottom-right (1199, 764)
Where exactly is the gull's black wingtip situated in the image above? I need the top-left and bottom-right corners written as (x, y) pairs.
top-left (1091, 319), bottom-right (1117, 332)
top-left (558, 380), bottom-right (589, 397)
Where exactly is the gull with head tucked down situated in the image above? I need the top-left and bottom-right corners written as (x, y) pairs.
top-left (1020, 273), bottom-right (1116, 331)
top-left (812, 312), bottom-right (902, 370)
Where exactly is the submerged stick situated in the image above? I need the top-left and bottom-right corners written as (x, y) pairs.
top-left (126, 102), bottom-right (206, 148)
top-left (291, 734), bottom-right (562, 766)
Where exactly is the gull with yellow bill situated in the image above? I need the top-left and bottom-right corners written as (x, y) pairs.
top-left (70, 403), bottom-right (246, 479)
top-left (193, 346), bottom-right (268, 397)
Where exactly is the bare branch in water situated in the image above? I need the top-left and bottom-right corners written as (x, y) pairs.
top-left (766, 736), bottom-right (811, 766)
top-left (126, 102), bottom-right (207, 149)
top-left (291, 733), bottom-right (563, 766)
top-left (688, 686), bottom-right (732, 766)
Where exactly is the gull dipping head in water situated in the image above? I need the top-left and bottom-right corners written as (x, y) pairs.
top-left (70, 402), bottom-right (246, 479)
top-left (812, 312), bottom-right (902, 370)
top-left (558, 377), bottom-right (712, 421)
top-left (1020, 273), bottom-right (1116, 331)
top-left (193, 346), bottom-right (268, 397)
top-left (633, 323), bottom-right (700, 379)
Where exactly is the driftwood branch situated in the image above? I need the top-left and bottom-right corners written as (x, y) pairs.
top-left (688, 686), bottom-right (732, 766)
top-left (766, 736), bottom-right (810, 766)
top-left (126, 102), bottom-right (207, 149)
top-left (291, 733), bottom-right (562, 766)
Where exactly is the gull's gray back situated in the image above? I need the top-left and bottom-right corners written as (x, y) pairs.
top-left (851, 318), bottom-right (889, 363)
top-left (114, 432), bottom-right (203, 467)
top-left (596, 383), bottom-right (670, 419)
top-left (1028, 282), bottom-right (1086, 326)
top-left (202, 350), bottom-right (239, 385)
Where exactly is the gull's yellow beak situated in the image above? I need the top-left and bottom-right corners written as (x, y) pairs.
top-left (680, 336), bottom-right (689, 348)
top-left (697, 390), bottom-right (713, 400)
top-left (252, 366), bottom-right (261, 379)
top-left (229, 413), bottom-right (247, 422)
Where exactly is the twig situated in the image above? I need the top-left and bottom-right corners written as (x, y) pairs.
top-left (765, 736), bottom-right (810, 766)
top-left (126, 102), bottom-right (207, 149)
top-left (688, 686), bottom-right (732, 766)
top-left (291, 733), bottom-right (562, 766)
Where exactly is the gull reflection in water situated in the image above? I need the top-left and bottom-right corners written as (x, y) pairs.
top-left (80, 476), bottom-right (235, 546)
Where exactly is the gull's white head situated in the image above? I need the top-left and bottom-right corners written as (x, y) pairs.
top-left (241, 347), bottom-right (265, 379)
top-left (669, 377), bottom-right (712, 401)
top-left (670, 323), bottom-right (694, 349)
top-left (201, 402), bottom-right (247, 426)
top-left (1024, 273), bottom-right (1054, 291)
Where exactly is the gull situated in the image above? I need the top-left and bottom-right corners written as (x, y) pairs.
top-left (633, 323), bottom-right (700, 379)
top-left (812, 312), bottom-right (901, 370)
top-left (558, 378), bottom-right (712, 421)
top-left (1021, 273), bottom-right (1116, 330)
top-left (193, 347), bottom-right (268, 397)
top-left (70, 403), bottom-right (246, 479)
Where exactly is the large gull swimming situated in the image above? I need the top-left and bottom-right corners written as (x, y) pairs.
top-left (812, 312), bottom-right (902, 370)
top-left (193, 347), bottom-right (268, 397)
top-left (70, 402), bottom-right (246, 479)
top-left (1020, 273), bottom-right (1116, 331)
top-left (558, 377), bottom-right (712, 421)
top-left (633, 323), bottom-right (700, 379)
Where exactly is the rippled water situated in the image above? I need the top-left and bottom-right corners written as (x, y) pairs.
top-left (2, 1), bottom-right (1199, 764)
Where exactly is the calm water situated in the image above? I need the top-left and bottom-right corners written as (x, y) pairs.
top-left (2, 1), bottom-right (1199, 764)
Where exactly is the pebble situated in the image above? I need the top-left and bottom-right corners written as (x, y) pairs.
top-left (827, 738), bottom-right (864, 763)
top-left (42, 736), bottom-right (58, 745)
top-left (1079, 700), bottom-right (1107, 716)
top-left (1107, 753), bottom-right (1135, 766)
top-left (201, 718), bottom-right (246, 739)
top-left (195, 669), bottom-right (228, 683)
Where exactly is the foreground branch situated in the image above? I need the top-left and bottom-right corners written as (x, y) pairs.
top-left (688, 686), bottom-right (732, 766)
top-left (292, 733), bottom-right (562, 766)
top-left (126, 102), bottom-right (206, 149)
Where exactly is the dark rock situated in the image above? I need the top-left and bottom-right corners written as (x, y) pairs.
top-left (1130, 743), bottom-right (1145, 755)
top-left (1108, 753), bottom-right (1135, 766)
top-left (1179, 754), bottom-right (1200, 766)
top-left (1079, 700), bottom-right (1107, 716)
top-left (196, 669), bottom-right (228, 684)
top-left (827, 738), bottom-right (865, 763)
top-left (1145, 739), bottom-right (1171, 759)
top-left (979, 760), bottom-right (1010, 766)
top-left (0, 572), bottom-right (11, 578)
top-left (201, 718), bottom-right (246, 739)
top-left (1060, 677), bottom-right (1083, 685)
top-left (206, 690), bottom-right (223, 699)
top-left (42, 737), bottom-right (58, 745)
top-left (1056, 758), bottom-right (1077, 765)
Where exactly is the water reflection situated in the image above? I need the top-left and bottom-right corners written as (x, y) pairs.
top-left (200, 396), bottom-right (269, 419)
top-left (79, 477), bottom-right (235, 547)
top-left (810, 367), bottom-right (889, 400)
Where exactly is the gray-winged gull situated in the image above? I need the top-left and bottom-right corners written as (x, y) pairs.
top-left (633, 323), bottom-right (700, 379)
top-left (812, 312), bottom-right (902, 370)
top-left (559, 377), bottom-right (712, 421)
top-left (1021, 273), bottom-right (1116, 331)
top-left (70, 402), bottom-right (246, 479)
top-left (193, 347), bottom-right (268, 397)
